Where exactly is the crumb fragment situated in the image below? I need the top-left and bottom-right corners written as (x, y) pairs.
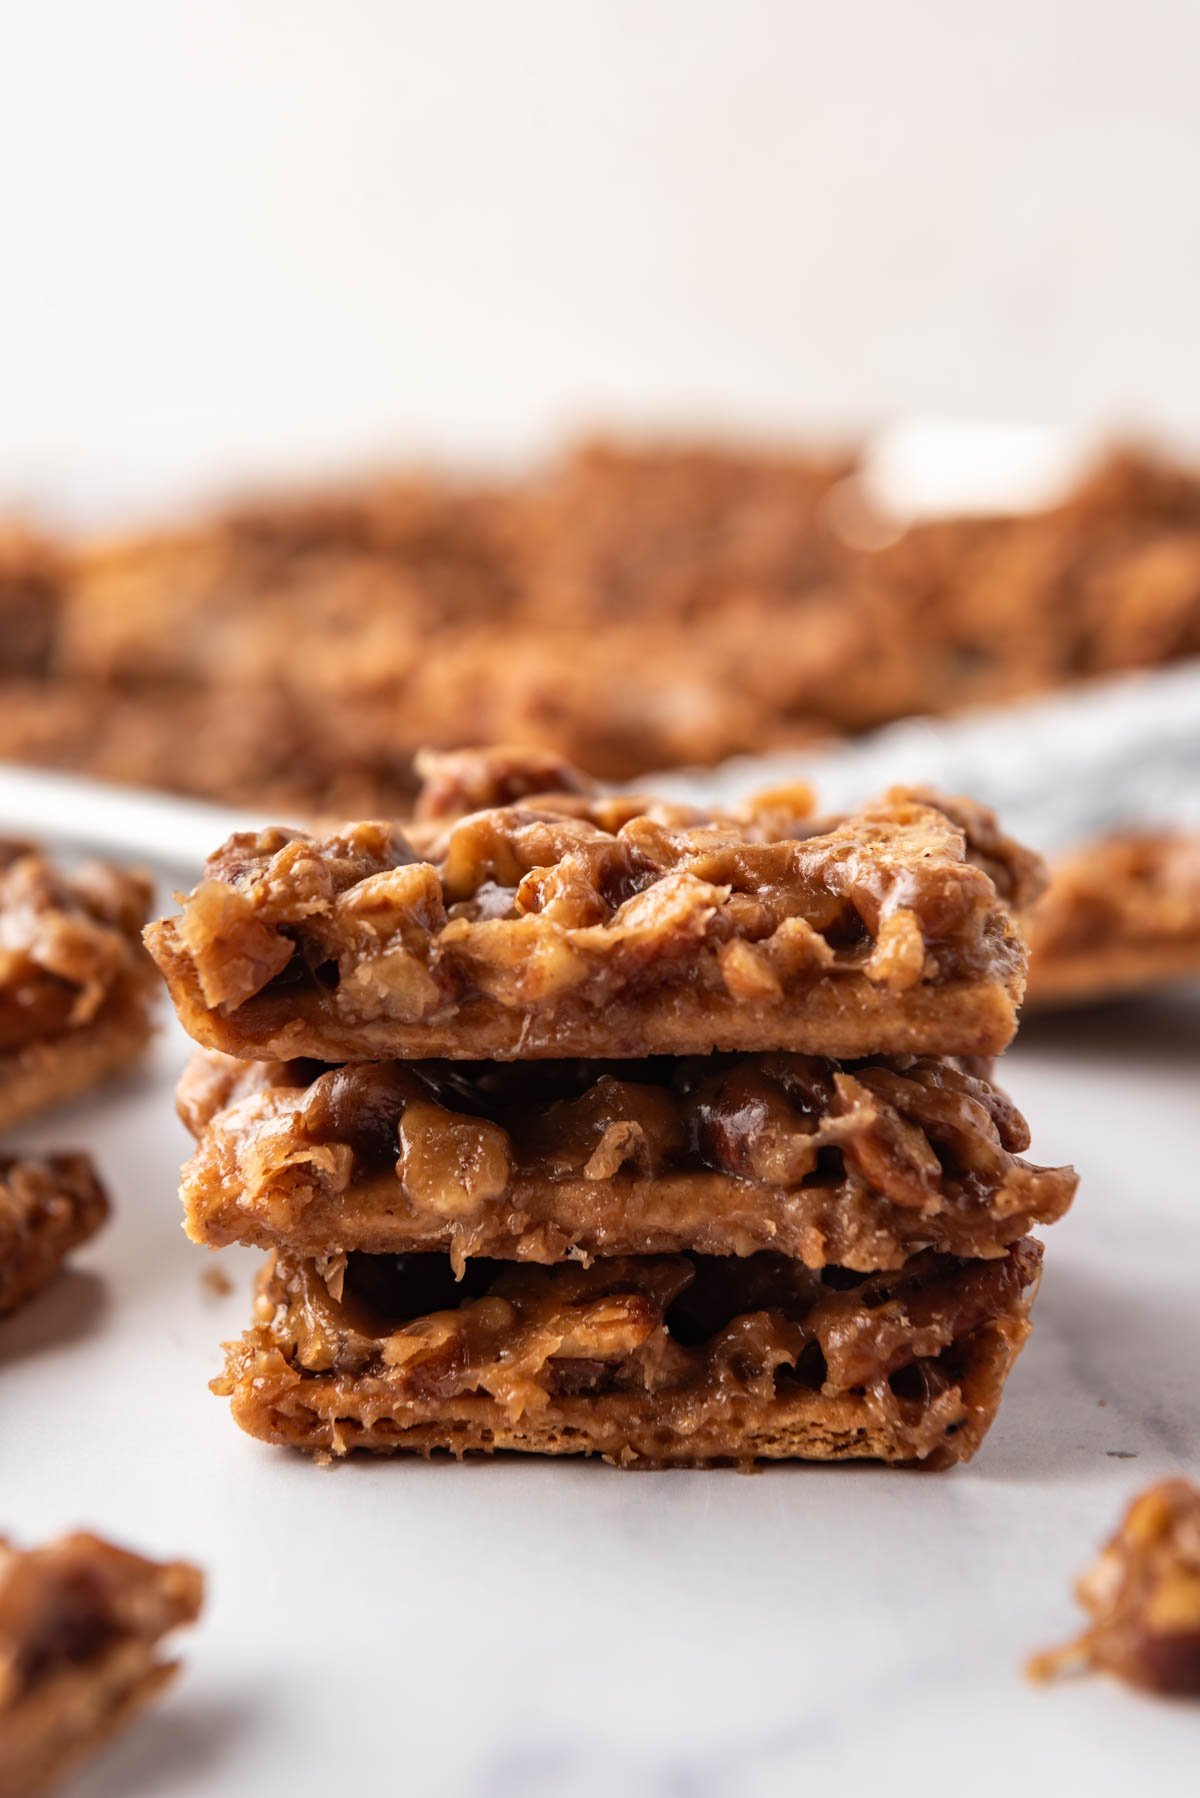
top-left (1029, 1480), bottom-right (1200, 1695)
top-left (0, 1531), bottom-right (203, 1793)
top-left (0, 1155), bottom-right (109, 1317)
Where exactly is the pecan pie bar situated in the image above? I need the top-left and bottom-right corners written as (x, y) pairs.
top-left (217, 1238), bottom-right (1042, 1467)
top-left (0, 1155), bottom-right (108, 1317)
top-left (0, 846), bottom-right (156, 1131)
top-left (1029, 1480), bottom-right (1200, 1695)
top-left (0, 1532), bottom-right (203, 1797)
top-left (1029, 832), bottom-right (1200, 1006)
top-left (6, 437), bottom-right (1200, 815)
top-left (178, 1050), bottom-right (1076, 1271)
top-left (146, 789), bottom-right (1041, 1061)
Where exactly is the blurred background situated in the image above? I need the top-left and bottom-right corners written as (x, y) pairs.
top-left (4, 0), bottom-right (1200, 516)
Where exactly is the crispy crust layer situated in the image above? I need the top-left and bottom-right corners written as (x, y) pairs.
top-left (147, 789), bottom-right (1039, 1061)
top-left (1029, 832), bottom-right (1200, 1005)
top-left (0, 1155), bottom-right (109, 1316)
top-left (0, 1533), bottom-right (203, 1797)
top-left (0, 845), bottom-right (156, 1129)
top-left (178, 1049), bottom-right (1075, 1271)
top-left (216, 1240), bottom-right (1042, 1469)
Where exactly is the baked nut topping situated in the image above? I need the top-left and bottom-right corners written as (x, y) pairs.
top-left (178, 1050), bottom-right (1076, 1270)
top-left (1029, 1480), bottom-right (1200, 1695)
top-left (215, 1237), bottom-right (1042, 1467)
top-left (0, 845), bottom-right (156, 1130)
top-left (146, 788), bottom-right (1041, 1061)
top-left (1029, 831), bottom-right (1200, 1005)
top-left (0, 1532), bottom-right (203, 1795)
top-left (0, 1155), bottom-right (109, 1317)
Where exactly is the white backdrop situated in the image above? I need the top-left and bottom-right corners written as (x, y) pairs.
top-left (3, 1), bottom-right (1199, 517)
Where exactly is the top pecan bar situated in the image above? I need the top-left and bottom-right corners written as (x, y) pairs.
top-left (146, 787), bottom-right (1042, 1061)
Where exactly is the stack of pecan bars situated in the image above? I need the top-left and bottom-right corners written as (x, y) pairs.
top-left (148, 754), bottom-right (1077, 1468)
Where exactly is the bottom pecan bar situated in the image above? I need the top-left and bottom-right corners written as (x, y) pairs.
top-left (0, 1533), bottom-right (203, 1797)
top-left (0, 1156), bottom-right (109, 1317)
top-left (1029, 831), bottom-right (1200, 1006)
top-left (217, 1239), bottom-right (1042, 1469)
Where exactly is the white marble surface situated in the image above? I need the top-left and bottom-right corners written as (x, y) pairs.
top-left (2, 991), bottom-right (1198, 1797)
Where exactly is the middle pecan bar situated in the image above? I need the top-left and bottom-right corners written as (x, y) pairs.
top-left (145, 788), bottom-right (1041, 1060)
top-left (177, 1049), bottom-right (1075, 1271)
